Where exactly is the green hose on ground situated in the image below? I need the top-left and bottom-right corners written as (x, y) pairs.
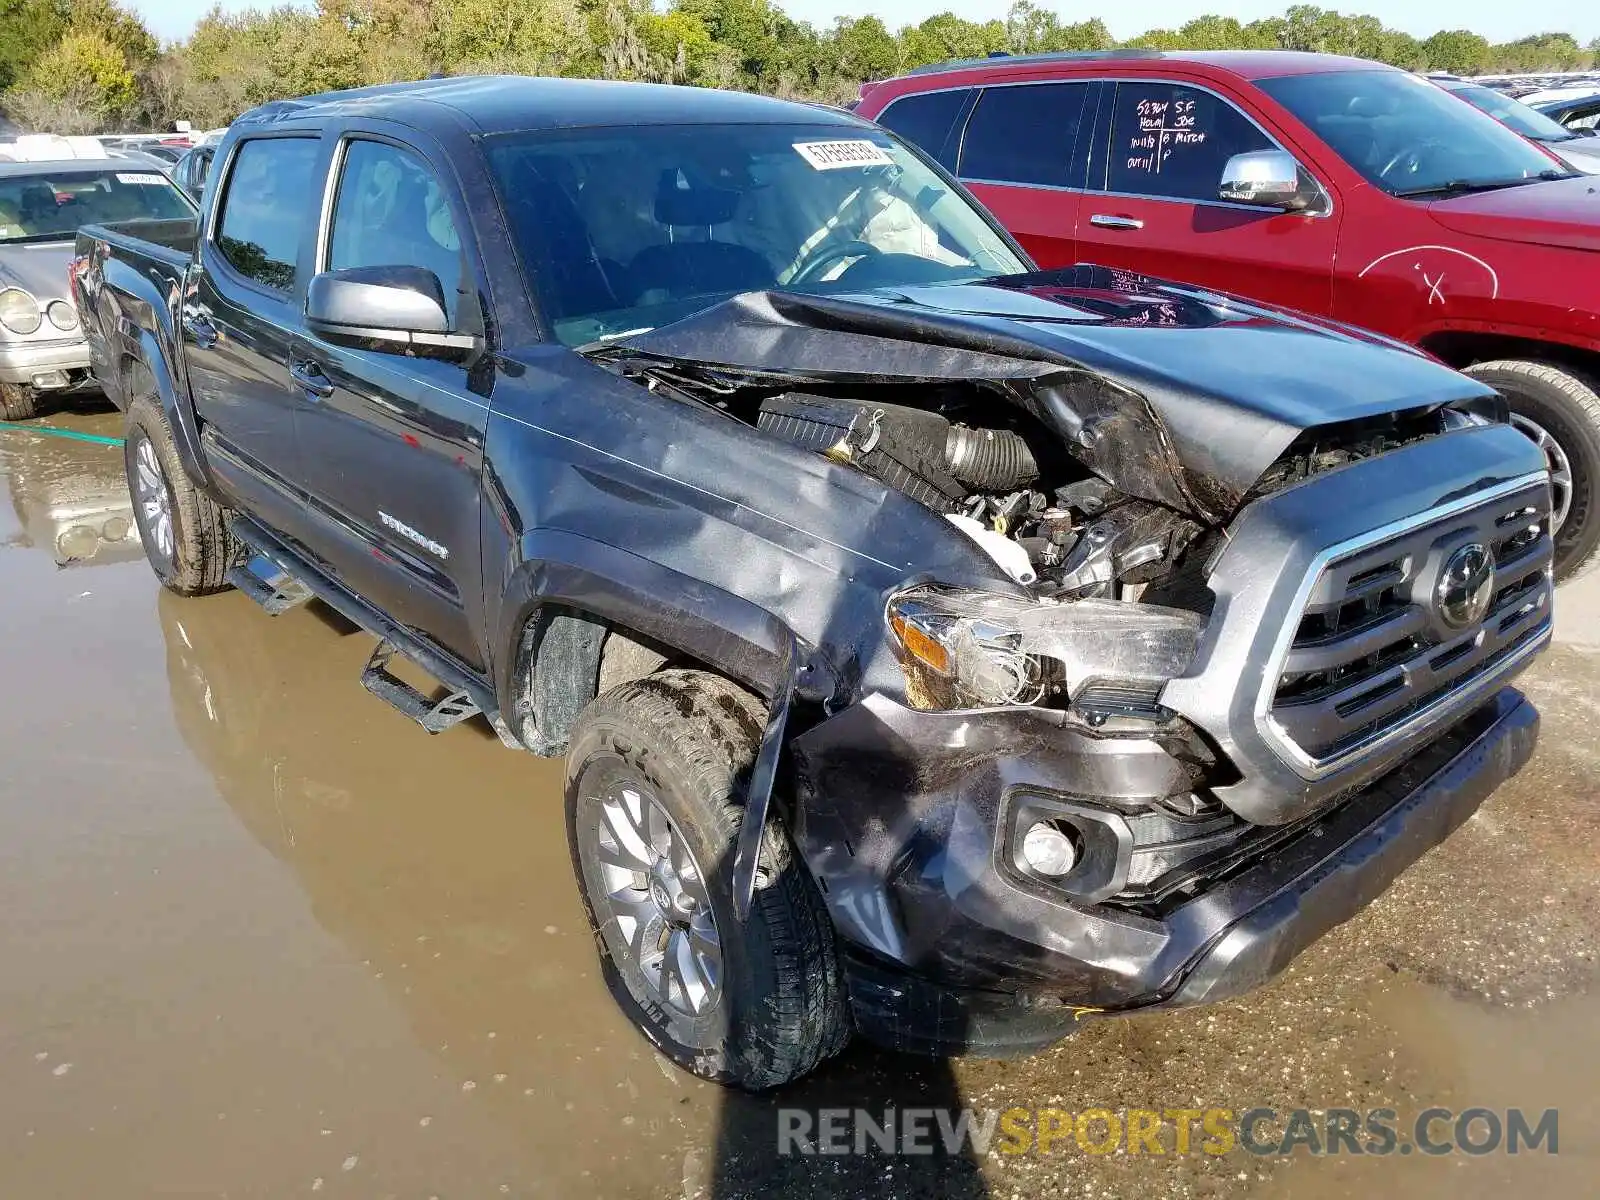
top-left (0, 420), bottom-right (124, 447)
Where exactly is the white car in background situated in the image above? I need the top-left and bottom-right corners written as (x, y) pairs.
top-left (1436, 78), bottom-right (1600, 173)
top-left (0, 157), bottom-right (195, 420)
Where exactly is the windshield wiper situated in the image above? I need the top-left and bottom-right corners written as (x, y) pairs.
top-left (1393, 171), bottom-right (1569, 199)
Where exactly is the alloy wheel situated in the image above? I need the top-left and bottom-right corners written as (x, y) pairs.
top-left (584, 778), bottom-right (722, 1019)
top-left (132, 434), bottom-right (175, 566)
top-left (1510, 411), bottom-right (1574, 536)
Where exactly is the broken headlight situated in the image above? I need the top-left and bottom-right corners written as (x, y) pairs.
top-left (887, 586), bottom-right (1203, 712)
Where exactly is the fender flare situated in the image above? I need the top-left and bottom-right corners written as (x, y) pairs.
top-left (128, 327), bottom-right (213, 492)
top-left (1410, 318), bottom-right (1600, 360)
top-left (495, 530), bottom-right (818, 922)
top-left (492, 528), bottom-right (815, 723)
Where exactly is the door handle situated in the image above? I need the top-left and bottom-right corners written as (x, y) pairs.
top-left (289, 358), bottom-right (335, 398)
top-left (1089, 214), bottom-right (1145, 230)
top-left (182, 310), bottom-right (218, 348)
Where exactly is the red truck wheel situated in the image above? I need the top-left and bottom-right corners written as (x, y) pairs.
top-left (1464, 360), bottom-right (1600, 585)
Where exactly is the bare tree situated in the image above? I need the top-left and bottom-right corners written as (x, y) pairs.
top-left (2, 85), bottom-right (105, 134)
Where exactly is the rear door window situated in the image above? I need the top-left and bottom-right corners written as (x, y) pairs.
top-left (959, 83), bottom-right (1092, 188)
top-left (874, 89), bottom-right (972, 168)
top-left (213, 137), bottom-right (320, 291)
top-left (1102, 82), bottom-right (1272, 202)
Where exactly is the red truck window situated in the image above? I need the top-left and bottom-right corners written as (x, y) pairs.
top-left (959, 83), bottom-right (1092, 189)
top-left (1104, 82), bottom-right (1272, 202)
top-left (874, 89), bottom-right (972, 170)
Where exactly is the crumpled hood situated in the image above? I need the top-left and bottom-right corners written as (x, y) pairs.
top-left (0, 239), bottom-right (74, 304)
top-left (607, 265), bottom-right (1492, 521)
top-left (1428, 173), bottom-right (1600, 252)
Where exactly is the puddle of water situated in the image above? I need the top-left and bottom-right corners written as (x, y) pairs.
top-left (0, 570), bottom-right (723, 1195)
top-left (0, 409), bottom-right (140, 568)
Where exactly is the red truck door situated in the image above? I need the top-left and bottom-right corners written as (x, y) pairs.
top-left (1070, 79), bottom-right (1339, 316)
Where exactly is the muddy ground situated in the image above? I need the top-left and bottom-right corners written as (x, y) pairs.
top-left (3, 408), bottom-right (1597, 1198)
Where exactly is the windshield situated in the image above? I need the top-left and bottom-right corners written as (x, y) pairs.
top-left (0, 169), bottom-right (194, 243)
top-left (484, 123), bottom-right (1026, 346)
top-left (1259, 70), bottom-right (1574, 197)
top-left (1448, 83), bottom-right (1576, 143)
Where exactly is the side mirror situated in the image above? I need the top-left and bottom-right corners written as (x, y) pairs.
top-left (306, 266), bottom-right (479, 358)
top-left (1219, 150), bottom-right (1319, 212)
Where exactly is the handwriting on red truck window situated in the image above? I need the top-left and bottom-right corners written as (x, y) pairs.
top-left (1126, 98), bottom-right (1208, 175)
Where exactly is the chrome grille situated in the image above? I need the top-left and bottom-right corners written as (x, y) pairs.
top-left (1268, 478), bottom-right (1553, 766)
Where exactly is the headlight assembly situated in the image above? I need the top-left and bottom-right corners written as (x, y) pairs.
top-left (887, 585), bottom-right (1203, 712)
top-left (0, 288), bottom-right (41, 334)
top-left (46, 300), bottom-right (78, 331)
top-left (888, 588), bottom-right (1042, 709)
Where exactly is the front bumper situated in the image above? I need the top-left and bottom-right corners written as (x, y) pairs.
top-left (791, 688), bottom-right (1537, 1057)
top-left (0, 336), bottom-right (93, 387)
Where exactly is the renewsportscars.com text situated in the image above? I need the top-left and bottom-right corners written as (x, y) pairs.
top-left (776, 1106), bottom-right (1559, 1157)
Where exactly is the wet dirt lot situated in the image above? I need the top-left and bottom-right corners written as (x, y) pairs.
top-left (2, 407), bottom-right (1598, 1198)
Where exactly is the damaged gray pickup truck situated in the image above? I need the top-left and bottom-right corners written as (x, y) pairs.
top-left (74, 76), bottom-right (1552, 1089)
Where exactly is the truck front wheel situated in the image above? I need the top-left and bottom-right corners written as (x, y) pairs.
top-left (124, 394), bottom-right (238, 596)
top-left (1464, 360), bottom-right (1600, 584)
top-left (564, 668), bottom-right (849, 1090)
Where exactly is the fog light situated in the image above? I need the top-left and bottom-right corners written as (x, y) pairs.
top-left (30, 370), bottom-right (68, 389)
top-left (1020, 821), bottom-right (1078, 877)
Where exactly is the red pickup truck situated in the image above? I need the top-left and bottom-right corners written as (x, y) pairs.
top-left (859, 50), bottom-right (1600, 581)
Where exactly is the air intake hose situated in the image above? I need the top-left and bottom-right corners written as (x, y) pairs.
top-left (945, 424), bottom-right (1039, 491)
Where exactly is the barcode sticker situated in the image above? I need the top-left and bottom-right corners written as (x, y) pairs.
top-left (115, 172), bottom-right (166, 186)
top-left (793, 140), bottom-right (895, 170)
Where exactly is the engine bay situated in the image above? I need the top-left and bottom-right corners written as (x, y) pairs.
top-left (752, 388), bottom-right (1209, 601)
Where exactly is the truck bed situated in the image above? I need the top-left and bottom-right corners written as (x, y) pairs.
top-left (77, 217), bottom-right (198, 270)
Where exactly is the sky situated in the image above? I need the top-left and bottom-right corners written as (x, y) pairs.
top-left (130, 0), bottom-right (1598, 50)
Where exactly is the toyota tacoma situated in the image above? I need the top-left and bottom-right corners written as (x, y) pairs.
top-left (75, 76), bottom-right (1551, 1089)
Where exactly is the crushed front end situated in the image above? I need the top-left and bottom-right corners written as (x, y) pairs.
top-left (789, 422), bottom-right (1552, 1056)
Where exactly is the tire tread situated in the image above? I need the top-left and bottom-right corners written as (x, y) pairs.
top-left (125, 389), bottom-right (239, 595)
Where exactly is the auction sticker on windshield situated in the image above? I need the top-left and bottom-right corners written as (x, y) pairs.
top-left (115, 173), bottom-right (168, 186)
top-left (794, 140), bottom-right (895, 170)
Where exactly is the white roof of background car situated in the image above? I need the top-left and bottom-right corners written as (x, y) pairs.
top-left (1519, 86), bottom-right (1600, 107)
top-left (0, 134), bottom-right (109, 162)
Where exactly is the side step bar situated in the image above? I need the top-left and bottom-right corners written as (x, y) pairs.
top-left (361, 640), bottom-right (482, 734)
top-left (228, 515), bottom-right (522, 746)
top-left (227, 554), bottom-right (314, 615)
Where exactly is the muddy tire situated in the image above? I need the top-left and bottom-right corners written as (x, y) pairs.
top-left (124, 392), bottom-right (238, 596)
top-left (1, 382), bottom-right (37, 421)
top-left (1464, 360), bottom-right (1600, 584)
top-left (565, 668), bottom-right (849, 1090)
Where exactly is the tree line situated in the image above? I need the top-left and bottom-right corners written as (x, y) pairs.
top-left (2, 0), bottom-right (1596, 134)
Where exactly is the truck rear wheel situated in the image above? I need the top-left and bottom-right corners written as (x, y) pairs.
top-left (1, 383), bottom-right (37, 421)
top-left (564, 668), bottom-right (849, 1090)
top-left (1464, 360), bottom-right (1600, 584)
top-left (125, 393), bottom-right (238, 596)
